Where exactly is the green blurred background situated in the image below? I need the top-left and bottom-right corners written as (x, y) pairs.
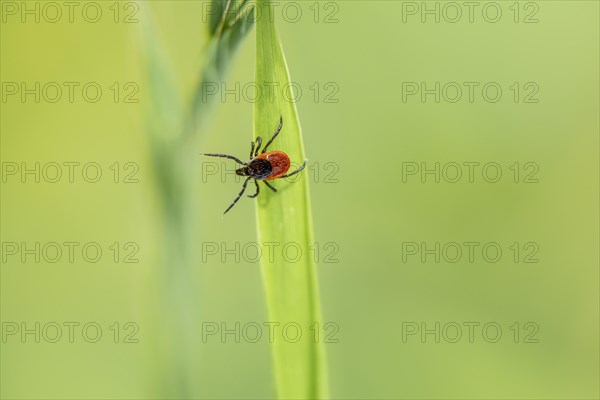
top-left (1, 1), bottom-right (598, 399)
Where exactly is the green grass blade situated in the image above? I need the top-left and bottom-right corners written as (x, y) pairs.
top-left (138, 2), bottom-right (255, 397)
top-left (208, 0), bottom-right (252, 37)
top-left (138, 5), bottom-right (194, 397)
top-left (254, 2), bottom-right (328, 398)
top-left (187, 0), bottom-right (255, 137)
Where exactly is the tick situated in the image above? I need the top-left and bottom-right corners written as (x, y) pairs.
top-left (203, 117), bottom-right (306, 214)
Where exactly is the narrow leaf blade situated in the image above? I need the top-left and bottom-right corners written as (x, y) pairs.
top-left (254, 2), bottom-right (328, 398)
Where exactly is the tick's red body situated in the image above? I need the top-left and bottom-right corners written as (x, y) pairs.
top-left (256, 151), bottom-right (291, 180)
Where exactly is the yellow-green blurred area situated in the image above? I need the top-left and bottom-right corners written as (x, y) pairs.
top-left (1, 1), bottom-right (598, 399)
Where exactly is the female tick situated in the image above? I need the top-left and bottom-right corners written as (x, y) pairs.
top-left (203, 117), bottom-right (306, 214)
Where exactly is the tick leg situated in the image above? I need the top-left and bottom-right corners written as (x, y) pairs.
top-left (254, 137), bottom-right (263, 157)
top-left (280, 160), bottom-right (306, 178)
top-left (224, 177), bottom-right (251, 214)
top-left (263, 180), bottom-right (277, 192)
top-left (203, 153), bottom-right (247, 165)
top-left (262, 116), bottom-right (283, 153)
top-left (249, 141), bottom-right (255, 159)
top-left (247, 180), bottom-right (260, 198)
